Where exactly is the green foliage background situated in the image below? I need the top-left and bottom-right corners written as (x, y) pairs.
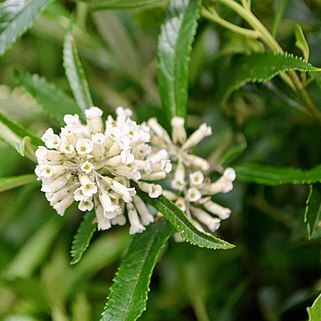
top-left (1, 0), bottom-right (321, 320)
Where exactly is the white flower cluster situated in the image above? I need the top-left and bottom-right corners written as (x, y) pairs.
top-left (148, 116), bottom-right (236, 234)
top-left (35, 107), bottom-right (171, 234)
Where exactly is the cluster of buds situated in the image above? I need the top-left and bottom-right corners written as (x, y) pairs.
top-left (35, 106), bottom-right (236, 236)
top-left (35, 107), bottom-right (171, 234)
top-left (148, 116), bottom-right (236, 234)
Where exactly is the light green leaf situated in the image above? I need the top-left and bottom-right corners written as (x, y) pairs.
top-left (70, 231), bottom-right (129, 291)
top-left (217, 52), bottom-right (320, 101)
top-left (63, 25), bottom-right (93, 111)
top-left (236, 163), bottom-right (321, 186)
top-left (307, 293), bottom-right (321, 321)
top-left (0, 174), bottom-right (36, 193)
top-left (140, 192), bottom-right (234, 250)
top-left (305, 184), bottom-right (321, 240)
top-left (4, 217), bottom-right (61, 278)
top-left (77, 0), bottom-right (169, 10)
top-left (0, 111), bottom-right (42, 146)
top-left (94, 11), bottom-right (144, 84)
top-left (157, 0), bottom-right (201, 122)
top-left (14, 70), bottom-right (86, 125)
top-left (0, 0), bottom-right (54, 56)
top-left (101, 220), bottom-right (174, 321)
top-left (295, 24), bottom-right (309, 61)
top-left (70, 211), bottom-right (96, 265)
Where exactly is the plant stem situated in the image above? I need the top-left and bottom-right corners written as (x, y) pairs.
top-left (204, 0), bottom-right (321, 122)
top-left (193, 297), bottom-right (210, 321)
top-left (201, 7), bottom-right (259, 38)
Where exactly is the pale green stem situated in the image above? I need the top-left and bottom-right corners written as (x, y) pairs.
top-left (201, 7), bottom-right (259, 38)
top-left (205, 0), bottom-right (321, 122)
top-left (193, 297), bottom-right (210, 321)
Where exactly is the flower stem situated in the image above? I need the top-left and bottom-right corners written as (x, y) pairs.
top-left (203, 0), bottom-right (321, 122)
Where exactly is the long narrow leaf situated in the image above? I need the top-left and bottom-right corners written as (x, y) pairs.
top-left (0, 111), bottom-right (42, 146)
top-left (101, 220), bottom-right (174, 321)
top-left (0, 174), bottom-right (36, 193)
top-left (78, 0), bottom-right (169, 9)
top-left (217, 52), bottom-right (320, 101)
top-left (70, 211), bottom-right (96, 265)
top-left (236, 163), bottom-right (321, 186)
top-left (157, 0), bottom-right (201, 122)
top-left (0, 0), bottom-right (54, 56)
top-left (14, 70), bottom-right (86, 125)
top-left (5, 217), bottom-right (61, 278)
top-left (305, 184), bottom-right (321, 240)
top-left (64, 26), bottom-right (93, 111)
top-left (140, 192), bottom-right (234, 250)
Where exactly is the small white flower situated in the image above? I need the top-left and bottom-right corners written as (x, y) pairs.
top-left (81, 161), bottom-right (94, 174)
top-left (185, 187), bottom-right (201, 202)
top-left (64, 114), bottom-right (80, 126)
top-left (189, 171), bottom-right (204, 186)
top-left (76, 139), bottom-right (93, 155)
top-left (79, 199), bottom-right (94, 212)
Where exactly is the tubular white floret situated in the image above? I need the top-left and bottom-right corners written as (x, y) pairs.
top-left (182, 123), bottom-right (212, 150)
top-left (127, 203), bottom-right (145, 235)
top-left (203, 201), bottom-right (231, 220)
top-left (95, 204), bottom-right (112, 231)
top-left (191, 207), bottom-right (221, 232)
top-left (133, 196), bottom-right (154, 225)
top-left (171, 116), bottom-right (186, 145)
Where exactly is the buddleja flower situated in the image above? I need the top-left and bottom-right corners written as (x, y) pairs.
top-left (35, 107), bottom-right (171, 234)
top-left (148, 116), bottom-right (236, 234)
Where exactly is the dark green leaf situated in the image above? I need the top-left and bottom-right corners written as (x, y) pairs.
top-left (218, 52), bottom-right (320, 101)
top-left (140, 192), bottom-right (234, 250)
top-left (64, 25), bottom-right (93, 111)
top-left (157, 0), bottom-right (201, 122)
top-left (71, 211), bottom-right (96, 265)
top-left (0, 174), bottom-right (37, 193)
top-left (307, 293), bottom-right (321, 321)
top-left (0, 0), bottom-right (54, 56)
top-left (14, 70), bottom-right (86, 126)
top-left (76, 0), bottom-right (169, 10)
top-left (305, 184), bottom-right (321, 240)
top-left (0, 111), bottom-right (42, 146)
top-left (236, 163), bottom-right (321, 186)
top-left (101, 220), bottom-right (174, 321)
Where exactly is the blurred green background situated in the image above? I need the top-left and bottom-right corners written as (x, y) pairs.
top-left (1, 1), bottom-right (321, 320)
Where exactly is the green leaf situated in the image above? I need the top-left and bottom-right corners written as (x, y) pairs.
top-left (140, 192), bottom-right (234, 250)
top-left (0, 0), bottom-right (54, 57)
top-left (0, 111), bottom-right (42, 146)
top-left (217, 52), bottom-right (320, 101)
top-left (63, 25), bottom-right (93, 111)
top-left (77, 0), bottom-right (169, 10)
top-left (0, 174), bottom-right (37, 193)
top-left (305, 184), bottom-right (321, 240)
top-left (295, 24), bottom-right (309, 61)
top-left (5, 217), bottom-right (61, 278)
top-left (236, 163), bottom-right (321, 186)
top-left (14, 70), bottom-right (86, 125)
top-left (307, 293), bottom-right (321, 321)
top-left (101, 220), bottom-right (174, 321)
top-left (70, 211), bottom-right (96, 265)
top-left (157, 0), bottom-right (201, 122)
